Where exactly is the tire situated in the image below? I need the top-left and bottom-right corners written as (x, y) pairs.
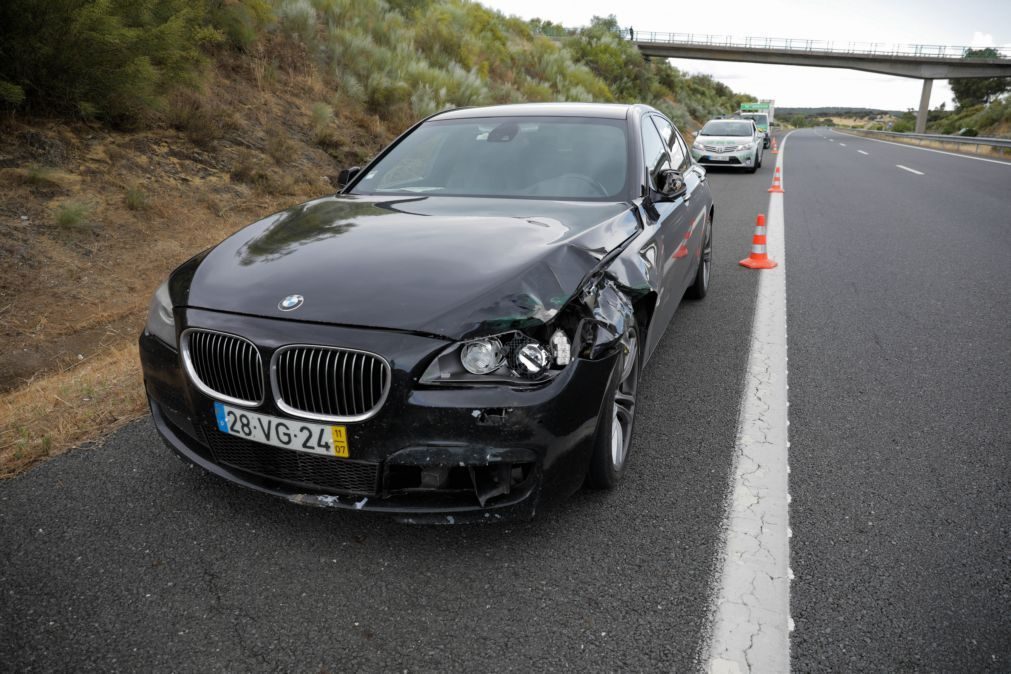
top-left (686, 211), bottom-right (712, 300)
top-left (756, 147), bottom-right (763, 169)
top-left (586, 326), bottom-right (641, 489)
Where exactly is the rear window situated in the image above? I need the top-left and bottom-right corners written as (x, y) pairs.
top-left (352, 117), bottom-right (629, 200)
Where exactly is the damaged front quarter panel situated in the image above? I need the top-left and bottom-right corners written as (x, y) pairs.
top-left (578, 277), bottom-right (637, 360)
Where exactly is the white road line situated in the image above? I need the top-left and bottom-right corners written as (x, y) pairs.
top-left (705, 134), bottom-right (792, 673)
top-left (839, 143), bottom-right (847, 147)
top-left (858, 150), bottom-right (869, 155)
top-left (832, 129), bottom-right (1011, 166)
top-left (896, 164), bottom-right (924, 175)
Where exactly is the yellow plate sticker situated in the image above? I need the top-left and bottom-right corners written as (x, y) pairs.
top-left (331, 425), bottom-right (349, 458)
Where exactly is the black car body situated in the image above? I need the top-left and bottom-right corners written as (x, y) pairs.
top-left (140, 103), bottom-right (714, 522)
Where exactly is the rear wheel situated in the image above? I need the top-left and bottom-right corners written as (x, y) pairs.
top-left (686, 211), bottom-right (712, 300)
top-left (586, 326), bottom-right (640, 489)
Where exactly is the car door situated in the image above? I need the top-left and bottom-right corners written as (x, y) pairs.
top-left (638, 114), bottom-right (693, 341)
top-left (654, 116), bottom-right (710, 288)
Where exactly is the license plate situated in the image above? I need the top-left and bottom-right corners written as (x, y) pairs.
top-left (213, 402), bottom-right (349, 458)
top-left (708, 155), bottom-right (730, 161)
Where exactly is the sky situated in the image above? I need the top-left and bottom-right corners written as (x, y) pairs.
top-left (477, 0), bottom-right (1011, 111)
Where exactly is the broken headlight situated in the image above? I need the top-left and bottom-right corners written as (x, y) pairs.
top-left (421, 328), bottom-right (572, 385)
top-left (460, 338), bottom-right (505, 374)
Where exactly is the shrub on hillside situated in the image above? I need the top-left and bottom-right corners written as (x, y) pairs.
top-left (0, 0), bottom-right (278, 122)
top-left (0, 0), bottom-right (223, 123)
top-left (208, 0), bottom-right (274, 50)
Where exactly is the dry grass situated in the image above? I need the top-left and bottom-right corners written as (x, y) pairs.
top-left (0, 343), bottom-right (146, 478)
top-left (0, 41), bottom-right (402, 478)
top-left (0, 28), bottom-right (420, 479)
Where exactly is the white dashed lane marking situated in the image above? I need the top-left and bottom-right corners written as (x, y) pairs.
top-left (858, 150), bottom-right (869, 155)
top-left (838, 143), bottom-right (846, 147)
top-left (896, 164), bottom-right (924, 175)
top-left (832, 128), bottom-right (1011, 166)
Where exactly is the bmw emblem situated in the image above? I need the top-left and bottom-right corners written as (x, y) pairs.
top-left (278, 294), bottom-right (304, 311)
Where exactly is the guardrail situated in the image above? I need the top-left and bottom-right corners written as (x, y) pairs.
top-left (837, 128), bottom-right (1011, 155)
top-left (625, 31), bottom-right (1011, 60)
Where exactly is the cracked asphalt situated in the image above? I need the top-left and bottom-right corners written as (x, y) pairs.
top-left (787, 129), bottom-right (1011, 671)
top-left (1, 165), bottom-right (768, 672)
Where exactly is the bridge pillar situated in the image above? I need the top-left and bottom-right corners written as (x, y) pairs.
top-left (915, 78), bottom-right (933, 134)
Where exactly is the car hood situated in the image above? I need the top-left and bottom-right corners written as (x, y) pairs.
top-left (171, 195), bottom-right (639, 340)
top-left (696, 135), bottom-right (755, 146)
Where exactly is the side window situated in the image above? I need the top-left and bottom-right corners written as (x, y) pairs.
top-left (652, 115), bottom-right (674, 147)
top-left (652, 115), bottom-right (687, 171)
top-left (672, 131), bottom-right (691, 171)
top-left (641, 116), bottom-right (671, 191)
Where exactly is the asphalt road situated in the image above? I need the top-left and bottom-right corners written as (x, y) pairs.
top-left (786, 129), bottom-right (1011, 671)
top-left (0, 163), bottom-right (769, 672)
top-left (4, 133), bottom-right (1008, 672)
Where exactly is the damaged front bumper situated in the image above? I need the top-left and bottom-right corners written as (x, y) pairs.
top-left (141, 310), bottom-right (619, 523)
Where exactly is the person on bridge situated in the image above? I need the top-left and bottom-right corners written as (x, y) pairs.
top-left (628, 27), bottom-right (634, 41)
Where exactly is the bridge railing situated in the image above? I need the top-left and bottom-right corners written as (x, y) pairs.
top-left (627, 31), bottom-right (1011, 60)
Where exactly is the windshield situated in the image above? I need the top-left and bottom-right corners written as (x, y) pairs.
top-left (352, 116), bottom-right (629, 200)
top-left (700, 120), bottom-right (754, 137)
top-left (742, 113), bottom-right (769, 126)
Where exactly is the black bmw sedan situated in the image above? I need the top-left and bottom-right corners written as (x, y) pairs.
top-left (140, 103), bottom-right (714, 522)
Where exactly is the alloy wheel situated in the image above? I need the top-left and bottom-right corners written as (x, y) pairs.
top-left (610, 328), bottom-right (639, 467)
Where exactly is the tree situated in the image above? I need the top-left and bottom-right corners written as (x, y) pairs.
top-left (950, 48), bottom-right (1010, 109)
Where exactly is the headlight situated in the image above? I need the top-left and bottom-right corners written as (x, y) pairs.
top-left (421, 328), bottom-right (573, 385)
top-left (734, 143), bottom-right (752, 151)
top-left (461, 338), bottom-right (504, 374)
top-left (514, 342), bottom-right (550, 377)
top-left (145, 280), bottom-right (176, 345)
top-left (692, 141), bottom-right (704, 150)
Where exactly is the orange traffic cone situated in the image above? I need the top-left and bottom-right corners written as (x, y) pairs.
top-left (771, 137), bottom-right (779, 154)
top-left (739, 214), bottom-right (778, 269)
top-left (768, 167), bottom-right (784, 193)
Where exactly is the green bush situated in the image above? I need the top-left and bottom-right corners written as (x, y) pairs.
top-left (55, 201), bottom-right (92, 228)
top-left (208, 0), bottom-right (273, 50)
top-left (0, 0), bottom-right (221, 123)
top-left (0, 0), bottom-right (757, 137)
top-left (891, 111), bottom-right (916, 133)
top-left (124, 185), bottom-right (148, 210)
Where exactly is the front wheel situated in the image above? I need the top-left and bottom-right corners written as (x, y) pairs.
top-left (586, 326), bottom-right (640, 489)
top-left (686, 212), bottom-right (712, 300)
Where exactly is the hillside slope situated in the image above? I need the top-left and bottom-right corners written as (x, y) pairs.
top-left (0, 0), bottom-right (755, 475)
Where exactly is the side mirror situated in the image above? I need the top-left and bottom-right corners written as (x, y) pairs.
top-left (337, 166), bottom-right (361, 189)
top-left (656, 168), bottom-right (687, 200)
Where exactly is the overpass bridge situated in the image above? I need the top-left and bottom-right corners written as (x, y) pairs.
top-left (630, 32), bottom-right (1011, 132)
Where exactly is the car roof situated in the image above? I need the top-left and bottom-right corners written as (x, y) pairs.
top-left (432, 103), bottom-right (641, 121)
